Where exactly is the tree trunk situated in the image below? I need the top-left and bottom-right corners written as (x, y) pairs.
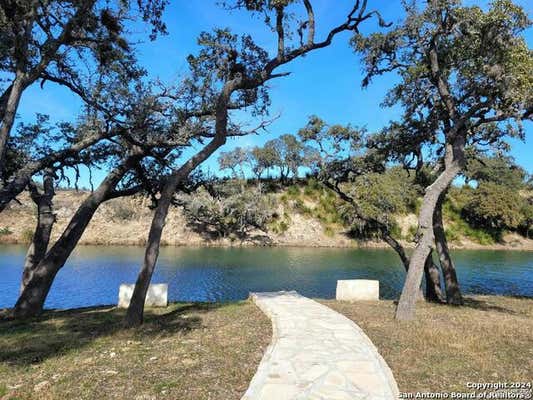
top-left (124, 175), bottom-right (178, 327)
top-left (433, 192), bottom-right (463, 305)
top-left (382, 232), bottom-right (443, 301)
top-left (424, 251), bottom-right (445, 303)
top-left (382, 232), bottom-right (409, 271)
top-left (20, 173), bottom-right (56, 293)
top-left (12, 159), bottom-right (135, 318)
top-left (125, 94), bottom-right (232, 326)
top-left (0, 84), bottom-right (13, 122)
top-left (396, 138), bottom-right (465, 320)
top-left (0, 74), bottom-right (25, 180)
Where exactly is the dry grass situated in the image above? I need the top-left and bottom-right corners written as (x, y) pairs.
top-left (322, 296), bottom-right (533, 393)
top-left (1, 296), bottom-right (532, 399)
top-left (0, 301), bottom-right (271, 400)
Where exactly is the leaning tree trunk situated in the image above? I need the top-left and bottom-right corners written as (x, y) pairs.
top-left (424, 251), bottom-right (445, 303)
top-left (0, 74), bottom-right (25, 180)
top-left (20, 173), bottom-right (56, 293)
top-left (396, 138), bottom-right (465, 320)
top-left (125, 134), bottom-right (228, 327)
top-left (124, 175), bottom-right (178, 327)
top-left (125, 77), bottom-right (238, 327)
top-left (433, 192), bottom-right (463, 305)
top-left (382, 232), bottom-right (409, 271)
top-left (382, 231), bottom-right (442, 301)
top-left (12, 159), bottom-right (136, 318)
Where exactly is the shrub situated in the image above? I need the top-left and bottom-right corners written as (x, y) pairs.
top-left (270, 220), bottom-right (289, 234)
top-left (407, 225), bottom-right (418, 241)
top-left (303, 178), bottom-right (321, 196)
top-left (111, 202), bottom-right (136, 221)
top-left (444, 228), bottom-right (460, 243)
top-left (293, 199), bottom-right (312, 216)
top-left (286, 185), bottom-right (300, 198)
top-left (0, 227), bottom-right (12, 236)
top-left (21, 228), bottom-right (34, 243)
top-left (323, 225), bottom-right (335, 237)
top-left (179, 182), bottom-right (276, 239)
top-left (462, 182), bottom-right (524, 232)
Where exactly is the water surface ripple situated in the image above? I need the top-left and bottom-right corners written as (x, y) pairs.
top-left (0, 245), bottom-right (532, 309)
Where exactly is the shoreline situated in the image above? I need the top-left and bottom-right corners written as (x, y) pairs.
top-left (2, 294), bottom-right (532, 317)
top-left (1, 237), bottom-right (533, 251)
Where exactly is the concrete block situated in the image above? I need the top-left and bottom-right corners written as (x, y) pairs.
top-left (336, 280), bottom-right (379, 301)
top-left (118, 283), bottom-right (168, 308)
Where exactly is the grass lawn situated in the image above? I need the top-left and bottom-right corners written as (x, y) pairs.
top-left (322, 296), bottom-right (533, 393)
top-left (1, 296), bottom-right (532, 399)
top-left (0, 302), bottom-right (271, 400)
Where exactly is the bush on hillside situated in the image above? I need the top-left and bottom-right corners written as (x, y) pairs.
top-left (179, 182), bottom-right (276, 240)
top-left (462, 182), bottom-right (525, 236)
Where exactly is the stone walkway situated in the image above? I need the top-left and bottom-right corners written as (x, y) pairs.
top-left (242, 291), bottom-right (399, 400)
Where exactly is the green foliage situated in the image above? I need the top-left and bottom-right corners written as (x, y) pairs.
top-left (340, 168), bottom-right (419, 233)
top-left (286, 185), bottom-right (301, 198)
top-left (407, 225), bottom-right (418, 242)
top-left (443, 193), bottom-right (496, 244)
top-left (519, 200), bottom-right (533, 237)
top-left (462, 182), bottom-right (525, 233)
top-left (269, 214), bottom-right (290, 235)
top-left (444, 228), bottom-right (460, 243)
top-left (0, 227), bottom-right (11, 236)
top-left (323, 225), bottom-right (335, 237)
top-left (218, 147), bottom-right (249, 178)
top-left (249, 145), bottom-right (277, 179)
top-left (303, 178), bottom-right (321, 196)
top-left (388, 222), bottom-right (402, 240)
top-left (465, 155), bottom-right (527, 190)
top-left (179, 182), bottom-right (276, 239)
top-left (446, 221), bottom-right (495, 245)
top-left (355, 0), bottom-right (533, 254)
top-left (279, 180), bottom-right (343, 230)
top-left (313, 196), bottom-right (342, 225)
top-left (252, 134), bottom-right (307, 181)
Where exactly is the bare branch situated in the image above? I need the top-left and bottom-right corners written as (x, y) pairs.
top-left (275, 6), bottom-right (285, 60)
top-left (303, 0), bottom-right (315, 45)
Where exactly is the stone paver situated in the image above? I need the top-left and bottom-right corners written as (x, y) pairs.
top-left (242, 291), bottom-right (399, 400)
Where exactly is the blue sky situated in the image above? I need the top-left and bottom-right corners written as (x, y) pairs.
top-left (13, 0), bottom-right (533, 187)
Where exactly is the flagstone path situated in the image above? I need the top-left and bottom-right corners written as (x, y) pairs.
top-left (242, 291), bottom-right (399, 400)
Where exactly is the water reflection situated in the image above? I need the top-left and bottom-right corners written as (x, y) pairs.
top-left (0, 245), bottom-right (531, 309)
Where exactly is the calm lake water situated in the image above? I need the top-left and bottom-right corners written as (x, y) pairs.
top-left (1, 244), bottom-right (532, 309)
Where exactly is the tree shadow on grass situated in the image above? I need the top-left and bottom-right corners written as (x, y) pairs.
top-left (0, 302), bottom-right (221, 367)
top-left (456, 297), bottom-right (526, 316)
top-left (390, 296), bottom-right (529, 317)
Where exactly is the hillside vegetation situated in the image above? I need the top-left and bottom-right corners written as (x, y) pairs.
top-left (1, 177), bottom-right (532, 250)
